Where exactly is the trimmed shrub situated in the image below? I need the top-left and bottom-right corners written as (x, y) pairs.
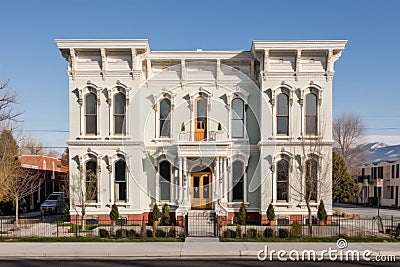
top-left (237, 203), bottom-right (246, 225)
top-left (264, 228), bottom-right (274, 238)
top-left (99, 228), bottom-right (110, 238)
top-left (127, 229), bottom-right (137, 238)
top-left (110, 204), bottom-right (119, 221)
top-left (236, 224), bottom-right (242, 238)
top-left (115, 228), bottom-right (128, 238)
top-left (317, 200), bottom-right (327, 223)
top-left (290, 222), bottom-right (302, 238)
top-left (63, 204), bottom-right (70, 222)
top-left (155, 229), bottom-right (167, 237)
top-left (146, 229), bottom-right (153, 237)
top-left (152, 204), bottom-right (161, 223)
top-left (246, 228), bottom-right (258, 238)
top-left (223, 229), bottom-right (236, 238)
top-left (160, 204), bottom-right (171, 226)
top-left (278, 228), bottom-right (289, 238)
top-left (267, 203), bottom-right (275, 224)
top-left (168, 225), bottom-right (176, 237)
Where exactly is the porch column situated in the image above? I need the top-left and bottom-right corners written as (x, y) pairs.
top-left (223, 158), bottom-right (228, 202)
top-left (215, 157), bottom-right (220, 200)
top-left (219, 157), bottom-right (223, 201)
top-left (178, 157), bottom-right (183, 203)
top-left (183, 157), bottom-right (189, 206)
top-left (229, 160), bottom-right (233, 202)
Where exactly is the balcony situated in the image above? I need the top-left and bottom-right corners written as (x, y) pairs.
top-left (179, 131), bottom-right (228, 142)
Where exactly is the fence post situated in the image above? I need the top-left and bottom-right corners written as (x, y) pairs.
top-left (57, 216), bottom-right (59, 238)
top-left (184, 214), bottom-right (188, 238)
top-left (338, 215), bottom-right (341, 238)
top-left (391, 215), bottom-right (394, 238)
top-left (1, 215), bottom-right (2, 242)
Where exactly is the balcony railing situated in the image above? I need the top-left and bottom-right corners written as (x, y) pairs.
top-left (179, 131), bottom-right (229, 142)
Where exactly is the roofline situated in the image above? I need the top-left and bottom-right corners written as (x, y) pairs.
top-left (251, 40), bottom-right (347, 52)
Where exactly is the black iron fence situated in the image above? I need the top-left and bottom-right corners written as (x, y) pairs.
top-left (218, 215), bottom-right (400, 239)
top-left (0, 216), bottom-right (184, 241)
top-left (1, 214), bottom-right (400, 241)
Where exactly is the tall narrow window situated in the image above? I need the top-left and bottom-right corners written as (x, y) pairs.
top-left (159, 98), bottom-right (171, 137)
top-left (277, 93), bottom-right (289, 135)
top-left (232, 161), bottom-right (244, 202)
top-left (85, 160), bottom-right (97, 201)
top-left (85, 92), bottom-right (97, 135)
top-left (305, 93), bottom-right (318, 135)
top-left (114, 92), bottom-right (126, 135)
top-left (115, 160), bottom-right (127, 201)
top-left (194, 97), bottom-right (207, 141)
top-left (277, 159), bottom-right (289, 201)
top-left (306, 159), bottom-right (318, 201)
top-left (159, 161), bottom-right (171, 201)
top-left (232, 98), bottom-right (244, 138)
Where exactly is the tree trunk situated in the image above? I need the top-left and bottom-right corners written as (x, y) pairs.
top-left (306, 201), bottom-right (312, 238)
top-left (15, 196), bottom-right (19, 226)
top-left (81, 210), bottom-right (86, 231)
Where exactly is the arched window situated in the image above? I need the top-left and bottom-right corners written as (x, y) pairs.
top-left (159, 161), bottom-right (171, 201)
top-left (85, 92), bottom-right (97, 135)
top-left (195, 96), bottom-right (207, 141)
top-left (159, 98), bottom-right (171, 137)
top-left (232, 161), bottom-right (244, 202)
top-left (277, 93), bottom-right (289, 135)
top-left (115, 160), bottom-right (127, 201)
top-left (277, 159), bottom-right (289, 202)
top-left (305, 93), bottom-right (318, 135)
top-left (85, 160), bottom-right (97, 201)
top-left (232, 98), bottom-right (244, 138)
top-left (305, 159), bottom-right (318, 201)
top-left (114, 92), bottom-right (126, 135)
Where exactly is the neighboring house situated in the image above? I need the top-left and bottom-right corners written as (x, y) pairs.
top-left (56, 39), bottom-right (346, 224)
top-left (357, 160), bottom-right (400, 208)
top-left (19, 155), bottom-right (68, 211)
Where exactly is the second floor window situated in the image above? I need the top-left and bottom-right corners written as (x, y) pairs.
top-left (305, 93), bottom-right (318, 135)
top-left (114, 92), bottom-right (126, 135)
top-left (277, 93), bottom-right (289, 135)
top-left (85, 92), bottom-right (97, 135)
top-left (159, 98), bottom-right (171, 137)
top-left (231, 98), bottom-right (244, 138)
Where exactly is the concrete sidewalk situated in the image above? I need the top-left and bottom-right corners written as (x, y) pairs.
top-left (0, 238), bottom-right (399, 259)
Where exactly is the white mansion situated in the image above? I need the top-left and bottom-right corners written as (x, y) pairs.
top-left (56, 39), bottom-right (346, 224)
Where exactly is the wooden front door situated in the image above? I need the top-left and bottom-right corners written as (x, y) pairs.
top-left (194, 97), bottom-right (207, 141)
top-left (191, 172), bottom-right (212, 209)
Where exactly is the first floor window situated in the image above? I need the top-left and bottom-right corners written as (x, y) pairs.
top-left (277, 159), bottom-right (288, 201)
top-left (232, 161), bottom-right (244, 202)
top-left (159, 161), bottom-right (171, 201)
top-left (115, 160), bottom-right (127, 201)
top-left (305, 159), bottom-right (318, 201)
top-left (85, 160), bottom-right (97, 201)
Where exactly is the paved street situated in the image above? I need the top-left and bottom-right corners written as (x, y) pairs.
top-left (333, 203), bottom-right (400, 218)
top-left (0, 259), bottom-right (397, 267)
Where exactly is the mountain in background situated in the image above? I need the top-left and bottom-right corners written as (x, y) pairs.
top-left (359, 142), bottom-right (400, 164)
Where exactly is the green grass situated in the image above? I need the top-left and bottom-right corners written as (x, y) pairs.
top-left (220, 237), bottom-right (400, 242)
top-left (4, 237), bottom-right (184, 242)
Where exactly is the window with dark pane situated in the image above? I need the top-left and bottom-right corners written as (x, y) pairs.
top-left (232, 98), bottom-right (244, 138)
top-left (115, 160), bottom-right (127, 201)
top-left (306, 159), bottom-right (318, 201)
top-left (114, 92), bottom-right (126, 135)
top-left (203, 176), bottom-right (209, 198)
top-left (194, 176), bottom-right (200, 198)
top-left (305, 93), bottom-right (318, 135)
top-left (159, 161), bottom-right (171, 201)
top-left (159, 98), bottom-right (171, 137)
top-left (277, 93), bottom-right (289, 135)
top-left (85, 92), bottom-right (97, 135)
top-left (85, 160), bottom-right (97, 201)
top-left (232, 161), bottom-right (244, 202)
top-left (277, 159), bottom-right (288, 201)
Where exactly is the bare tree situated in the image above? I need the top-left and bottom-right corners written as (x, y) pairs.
top-left (7, 167), bottom-right (43, 225)
top-left (333, 113), bottom-right (368, 176)
top-left (0, 80), bottom-right (21, 128)
top-left (19, 136), bottom-right (49, 155)
top-left (286, 137), bottom-right (332, 237)
top-left (70, 167), bottom-right (98, 230)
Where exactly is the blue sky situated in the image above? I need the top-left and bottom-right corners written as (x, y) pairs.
top-left (0, 0), bottom-right (399, 150)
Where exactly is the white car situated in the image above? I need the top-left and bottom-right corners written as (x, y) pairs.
top-left (40, 192), bottom-right (66, 215)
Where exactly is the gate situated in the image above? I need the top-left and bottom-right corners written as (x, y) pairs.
top-left (185, 211), bottom-right (217, 237)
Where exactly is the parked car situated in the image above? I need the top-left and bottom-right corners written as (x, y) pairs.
top-left (40, 192), bottom-right (66, 215)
